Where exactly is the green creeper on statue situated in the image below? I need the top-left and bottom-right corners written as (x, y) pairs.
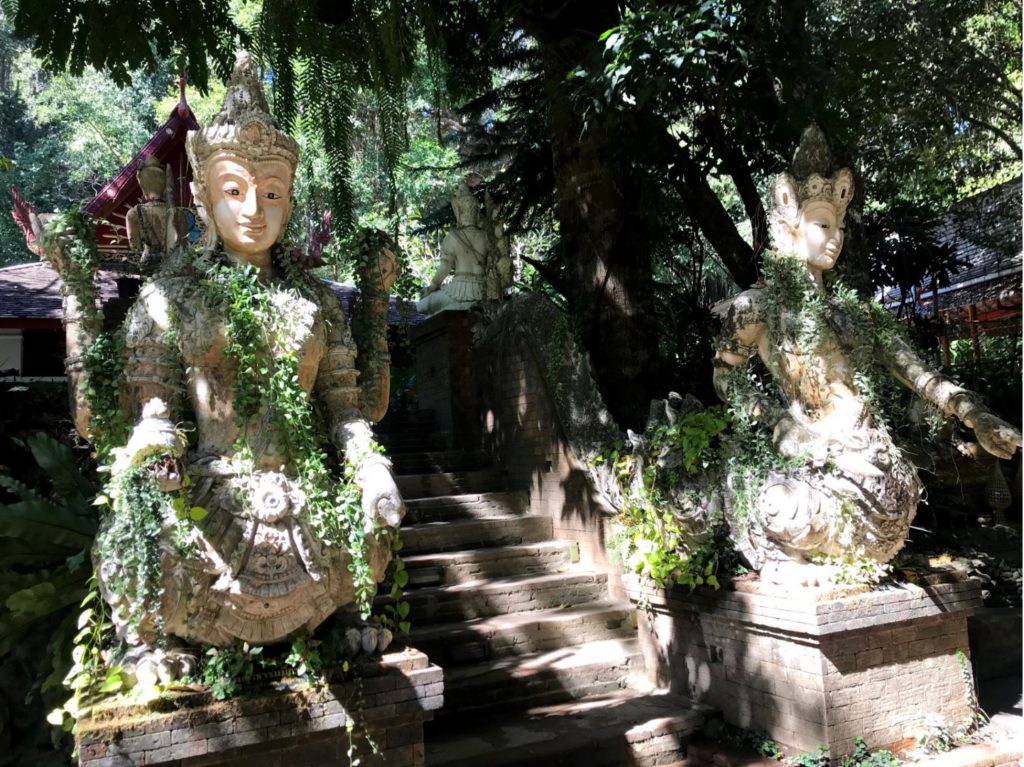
top-left (41, 53), bottom-right (404, 675)
top-left (712, 128), bottom-right (1021, 584)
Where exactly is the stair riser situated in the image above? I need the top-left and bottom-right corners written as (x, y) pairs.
top-left (403, 546), bottom-right (575, 587)
top-left (392, 451), bottom-right (489, 475)
top-left (402, 516), bottom-right (553, 554)
top-left (377, 434), bottom-right (449, 452)
top-left (439, 656), bottom-right (642, 717)
top-left (412, 611), bottom-right (635, 665)
top-left (396, 470), bottom-right (501, 499)
top-left (398, 577), bottom-right (608, 624)
top-left (403, 493), bottom-right (528, 524)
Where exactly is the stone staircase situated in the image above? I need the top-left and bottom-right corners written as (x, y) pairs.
top-left (375, 410), bottom-right (713, 766)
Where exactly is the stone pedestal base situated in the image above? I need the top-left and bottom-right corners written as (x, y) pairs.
top-left (76, 648), bottom-right (443, 767)
top-left (410, 310), bottom-right (479, 450)
top-left (627, 576), bottom-right (983, 757)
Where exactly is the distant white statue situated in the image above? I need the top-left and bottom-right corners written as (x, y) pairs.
top-left (416, 179), bottom-right (512, 315)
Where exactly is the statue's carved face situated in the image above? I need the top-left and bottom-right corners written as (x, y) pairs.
top-left (794, 202), bottom-right (843, 271)
top-left (206, 154), bottom-right (293, 260)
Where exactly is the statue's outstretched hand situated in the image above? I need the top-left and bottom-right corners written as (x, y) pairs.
top-left (359, 460), bottom-right (405, 527)
top-left (966, 411), bottom-right (1022, 460)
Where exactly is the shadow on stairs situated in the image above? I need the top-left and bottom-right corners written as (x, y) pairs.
top-left (375, 409), bottom-right (715, 766)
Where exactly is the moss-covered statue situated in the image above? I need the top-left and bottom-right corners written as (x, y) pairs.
top-left (711, 132), bottom-right (1021, 583)
top-left (40, 53), bottom-right (404, 669)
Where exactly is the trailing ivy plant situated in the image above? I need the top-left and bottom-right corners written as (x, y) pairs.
top-left (194, 249), bottom-right (386, 618)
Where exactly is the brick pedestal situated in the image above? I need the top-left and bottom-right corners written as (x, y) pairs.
top-left (76, 648), bottom-right (443, 767)
top-left (627, 576), bottom-right (984, 757)
top-left (410, 311), bottom-right (479, 450)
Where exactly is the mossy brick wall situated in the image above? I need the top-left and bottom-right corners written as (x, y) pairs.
top-left (76, 649), bottom-right (442, 767)
top-left (472, 321), bottom-right (624, 597)
top-left (628, 576), bottom-right (984, 757)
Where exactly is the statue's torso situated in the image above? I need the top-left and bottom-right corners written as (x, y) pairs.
top-left (170, 279), bottom-right (329, 468)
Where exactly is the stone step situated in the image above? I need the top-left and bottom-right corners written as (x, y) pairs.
top-left (425, 689), bottom-right (712, 767)
top-left (391, 449), bottom-right (491, 475)
top-left (401, 541), bottom-right (578, 587)
top-left (409, 602), bottom-right (636, 666)
top-left (438, 637), bottom-right (644, 717)
top-left (396, 468), bottom-right (503, 500)
top-left (374, 409), bottom-right (438, 433)
top-left (387, 570), bottom-right (609, 624)
top-left (403, 491), bottom-right (528, 524)
top-left (400, 515), bottom-right (553, 554)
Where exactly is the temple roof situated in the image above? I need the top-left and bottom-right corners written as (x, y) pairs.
top-left (10, 75), bottom-right (200, 258)
top-left (84, 76), bottom-right (200, 256)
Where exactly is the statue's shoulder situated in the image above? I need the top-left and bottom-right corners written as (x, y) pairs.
top-left (712, 287), bottom-right (764, 324)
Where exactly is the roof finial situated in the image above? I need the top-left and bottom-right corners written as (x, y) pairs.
top-left (177, 70), bottom-right (189, 118)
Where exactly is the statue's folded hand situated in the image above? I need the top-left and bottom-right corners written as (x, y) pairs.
top-left (358, 460), bottom-right (405, 527)
top-left (967, 410), bottom-right (1022, 460)
top-left (111, 399), bottom-right (187, 489)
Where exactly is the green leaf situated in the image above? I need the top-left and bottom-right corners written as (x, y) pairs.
top-left (396, 601), bottom-right (410, 619)
top-left (188, 506), bottom-right (208, 521)
top-left (394, 570), bottom-right (409, 588)
top-left (0, 498), bottom-right (97, 547)
top-left (26, 433), bottom-right (96, 510)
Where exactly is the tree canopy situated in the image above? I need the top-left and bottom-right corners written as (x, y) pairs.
top-left (2, 0), bottom-right (1019, 428)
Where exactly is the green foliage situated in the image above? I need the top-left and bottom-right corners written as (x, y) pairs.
top-left (840, 737), bottom-right (899, 767)
top-left (610, 406), bottom-right (733, 589)
top-left (721, 724), bottom-right (782, 760)
top-left (790, 744), bottom-right (831, 767)
top-left (93, 463), bottom-right (172, 633)
top-left (790, 739), bottom-right (899, 767)
top-left (201, 643), bottom-right (262, 701)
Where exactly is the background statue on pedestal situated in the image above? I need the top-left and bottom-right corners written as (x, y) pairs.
top-left (711, 132), bottom-right (1021, 583)
top-left (416, 178), bottom-right (512, 315)
top-left (125, 155), bottom-right (190, 273)
top-left (39, 53), bottom-right (404, 671)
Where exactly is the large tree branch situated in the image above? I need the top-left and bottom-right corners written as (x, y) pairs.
top-left (644, 121), bottom-right (758, 287)
top-left (695, 112), bottom-right (770, 257)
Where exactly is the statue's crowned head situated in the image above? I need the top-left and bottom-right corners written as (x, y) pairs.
top-left (186, 51), bottom-right (299, 259)
top-left (770, 167), bottom-right (854, 272)
top-left (451, 179), bottom-right (482, 227)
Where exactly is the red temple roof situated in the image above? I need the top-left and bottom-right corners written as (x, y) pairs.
top-left (10, 74), bottom-right (199, 258)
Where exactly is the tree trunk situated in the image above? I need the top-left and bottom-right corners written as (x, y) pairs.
top-left (519, 3), bottom-right (664, 430)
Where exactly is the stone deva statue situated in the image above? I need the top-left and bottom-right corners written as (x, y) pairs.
top-left (712, 139), bottom-right (1021, 583)
top-left (125, 154), bottom-right (190, 274)
top-left (415, 178), bottom-right (513, 315)
top-left (43, 52), bottom-right (404, 659)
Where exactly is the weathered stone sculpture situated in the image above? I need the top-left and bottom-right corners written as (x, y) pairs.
top-left (125, 155), bottom-right (190, 273)
top-left (43, 52), bottom-right (403, 655)
top-left (712, 134), bottom-right (1021, 583)
top-left (415, 178), bottom-right (512, 315)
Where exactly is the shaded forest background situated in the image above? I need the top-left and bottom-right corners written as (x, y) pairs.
top-left (0, 0), bottom-right (1020, 427)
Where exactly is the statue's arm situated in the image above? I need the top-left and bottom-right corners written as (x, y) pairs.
top-left (424, 238), bottom-right (456, 295)
top-left (112, 283), bottom-right (187, 480)
top-left (316, 302), bottom-right (404, 528)
top-left (712, 291), bottom-right (775, 421)
top-left (870, 314), bottom-right (1021, 459)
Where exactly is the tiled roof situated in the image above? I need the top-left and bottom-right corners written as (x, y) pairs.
top-left (0, 261), bottom-right (121, 320)
top-left (880, 177), bottom-right (1022, 312)
top-left (0, 261), bottom-right (423, 326)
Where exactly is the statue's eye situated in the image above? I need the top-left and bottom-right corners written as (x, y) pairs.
top-left (817, 222), bottom-right (829, 229)
top-left (226, 188), bottom-right (241, 196)
top-left (265, 192), bottom-right (281, 200)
